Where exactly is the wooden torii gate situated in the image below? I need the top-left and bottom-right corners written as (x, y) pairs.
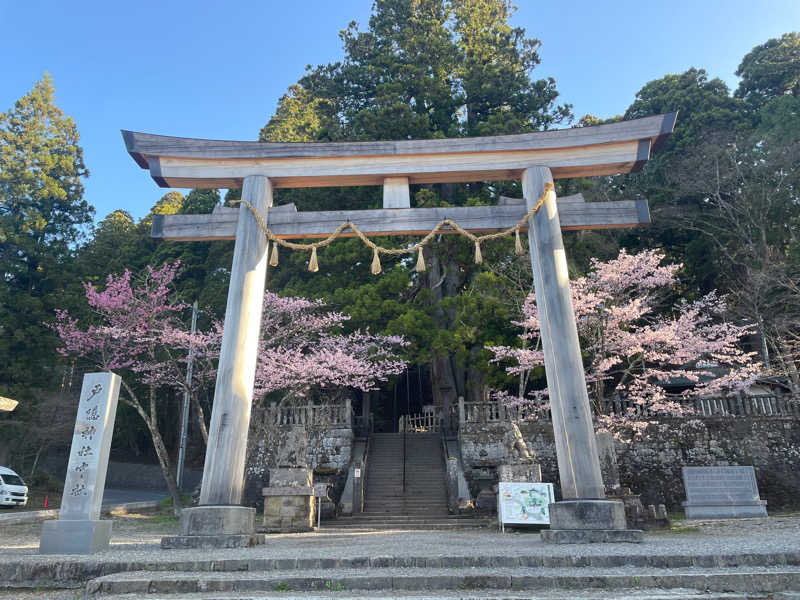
top-left (124, 112), bottom-right (675, 546)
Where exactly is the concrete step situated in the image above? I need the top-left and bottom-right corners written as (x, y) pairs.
top-left (90, 591), bottom-right (800, 600)
top-left (356, 511), bottom-right (451, 516)
top-left (85, 566), bottom-right (800, 597)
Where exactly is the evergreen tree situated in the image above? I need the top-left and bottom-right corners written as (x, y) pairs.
top-left (258, 0), bottom-right (570, 417)
top-left (0, 74), bottom-right (92, 393)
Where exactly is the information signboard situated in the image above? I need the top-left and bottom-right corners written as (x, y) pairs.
top-left (498, 482), bottom-right (555, 530)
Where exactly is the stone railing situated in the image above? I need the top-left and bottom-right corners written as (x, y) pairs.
top-left (459, 394), bottom-right (800, 424)
top-left (599, 394), bottom-right (800, 419)
top-left (267, 399), bottom-right (352, 427)
top-left (398, 411), bottom-right (441, 432)
top-left (458, 398), bottom-right (505, 424)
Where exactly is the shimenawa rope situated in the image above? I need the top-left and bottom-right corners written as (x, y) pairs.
top-left (232, 182), bottom-right (553, 274)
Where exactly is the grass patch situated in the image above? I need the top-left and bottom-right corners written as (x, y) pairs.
top-left (651, 525), bottom-right (701, 535)
top-left (148, 513), bottom-right (179, 526)
top-left (159, 494), bottom-right (193, 508)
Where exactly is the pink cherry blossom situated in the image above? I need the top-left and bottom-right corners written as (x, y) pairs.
top-left (488, 249), bottom-right (761, 431)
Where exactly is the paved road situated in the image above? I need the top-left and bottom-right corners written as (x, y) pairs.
top-left (0, 488), bottom-right (167, 523)
top-left (102, 488), bottom-right (167, 506)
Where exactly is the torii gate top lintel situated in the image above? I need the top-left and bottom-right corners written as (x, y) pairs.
top-left (122, 112), bottom-right (676, 190)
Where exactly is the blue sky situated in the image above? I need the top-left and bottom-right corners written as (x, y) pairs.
top-left (1, 1), bottom-right (798, 224)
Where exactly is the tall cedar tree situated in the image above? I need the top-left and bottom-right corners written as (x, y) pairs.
top-left (0, 75), bottom-right (92, 393)
top-left (259, 0), bottom-right (571, 419)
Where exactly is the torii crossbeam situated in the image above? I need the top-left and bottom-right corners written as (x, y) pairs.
top-left (124, 112), bottom-right (676, 547)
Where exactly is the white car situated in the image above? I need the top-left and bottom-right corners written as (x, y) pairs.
top-left (0, 466), bottom-right (28, 507)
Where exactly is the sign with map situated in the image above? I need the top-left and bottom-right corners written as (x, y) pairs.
top-left (498, 482), bottom-right (555, 526)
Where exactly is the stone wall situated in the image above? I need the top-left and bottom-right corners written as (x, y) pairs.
top-left (459, 417), bottom-right (800, 511)
top-left (245, 408), bottom-right (353, 509)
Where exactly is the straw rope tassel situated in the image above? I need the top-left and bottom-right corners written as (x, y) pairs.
top-left (371, 248), bottom-right (382, 275)
top-left (474, 240), bottom-right (483, 264)
top-left (515, 230), bottom-right (524, 256)
top-left (415, 247), bottom-right (426, 272)
top-left (269, 244), bottom-right (279, 267)
top-left (308, 247), bottom-right (319, 272)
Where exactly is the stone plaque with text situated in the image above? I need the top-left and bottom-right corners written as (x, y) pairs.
top-left (681, 466), bottom-right (767, 519)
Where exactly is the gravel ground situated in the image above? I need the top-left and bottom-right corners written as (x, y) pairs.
top-left (2, 512), bottom-right (800, 599)
top-left (2, 512), bottom-right (800, 563)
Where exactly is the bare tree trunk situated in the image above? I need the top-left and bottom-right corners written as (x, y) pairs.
top-left (120, 380), bottom-right (183, 515)
top-left (425, 248), bottom-right (460, 414)
top-left (192, 394), bottom-right (209, 446)
top-left (29, 443), bottom-right (46, 478)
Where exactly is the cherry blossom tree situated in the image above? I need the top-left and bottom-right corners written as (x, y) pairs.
top-left (254, 292), bottom-right (408, 404)
top-left (54, 266), bottom-right (407, 508)
top-left (488, 249), bottom-right (761, 432)
top-left (53, 262), bottom-right (207, 509)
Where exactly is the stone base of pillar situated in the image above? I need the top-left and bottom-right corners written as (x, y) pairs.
top-left (541, 500), bottom-right (643, 544)
top-left (541, 528), bottom-right (643, 543)
top-left (161, 533), bottom-right (265, 549)
top-left (161, 505), bottom-right (264, 549)
top-left (39, 519), bottom-right (113, 554)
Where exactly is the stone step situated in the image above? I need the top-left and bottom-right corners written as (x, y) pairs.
top-left (354, 511), bottom-right (451, 517)
top-left (85, 566), bottom-right (800, 597)
top-left (90, 591), bottom-right (800, 600)
top-left (363, 499), bottom-right (448, 504)
top-left (324, 523), bottom-right (481, 531)
top-left (362, 504), bottom-right (449, 510)
top-left (364, 500), bottom-right (448, 506)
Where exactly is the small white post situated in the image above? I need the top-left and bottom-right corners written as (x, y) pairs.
top-left (176, 300), bottom-right (198, 490)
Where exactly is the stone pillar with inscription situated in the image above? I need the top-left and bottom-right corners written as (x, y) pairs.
top-left (39, 373), bottom-right (121, 554)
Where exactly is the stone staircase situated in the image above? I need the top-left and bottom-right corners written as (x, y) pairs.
top-left (75, 552), bottom-right (800, 598)
top-left (329, 432), bottom-right (481, 530)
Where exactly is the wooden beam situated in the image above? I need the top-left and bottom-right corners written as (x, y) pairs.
top-left (151, 195), bottom-right (651, 242)
top-left (122, 113), bottom-right (676, 190)
top-left (383, 177), bottom-right (410, 208)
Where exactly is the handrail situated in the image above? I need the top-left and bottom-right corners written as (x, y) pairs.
top-left (398, 411), bottom-right (441, 432)
top-left (402, 425), bottom-right (407, 493)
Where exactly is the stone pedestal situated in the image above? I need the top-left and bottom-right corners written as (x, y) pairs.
top-left (39, 520), bottom-right (112, 555)
top-left (262, 467), bottom-right (314, 533)
top-left (498, 463), bottom-right (542, 483)
top-left (161, 506), bottom-right (264, 549)
top-left (540, 500), bottom-right (643, 544)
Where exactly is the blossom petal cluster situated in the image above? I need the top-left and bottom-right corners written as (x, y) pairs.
top-left (488, 249), bottom-right (760, 427)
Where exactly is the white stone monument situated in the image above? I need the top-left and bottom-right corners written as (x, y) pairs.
top-left (39, 372), bottom-right (121, 554)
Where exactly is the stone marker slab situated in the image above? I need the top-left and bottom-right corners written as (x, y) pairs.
top-left (682, 466), bottom-right (767, 519)
top-left (40, 373), bottom-right (121, 554)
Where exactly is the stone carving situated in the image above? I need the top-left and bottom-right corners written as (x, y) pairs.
top-left (39, 373), bottom-right (121, 554)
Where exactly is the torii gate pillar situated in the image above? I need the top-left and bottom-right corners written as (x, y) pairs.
top-left (523, 167), bottom-right (641, 543)
top-left (163, 175), bottom-right (272, 549)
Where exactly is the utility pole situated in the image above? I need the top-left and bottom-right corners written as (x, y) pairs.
top-left (176, 301), bottom-right (198, 490)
